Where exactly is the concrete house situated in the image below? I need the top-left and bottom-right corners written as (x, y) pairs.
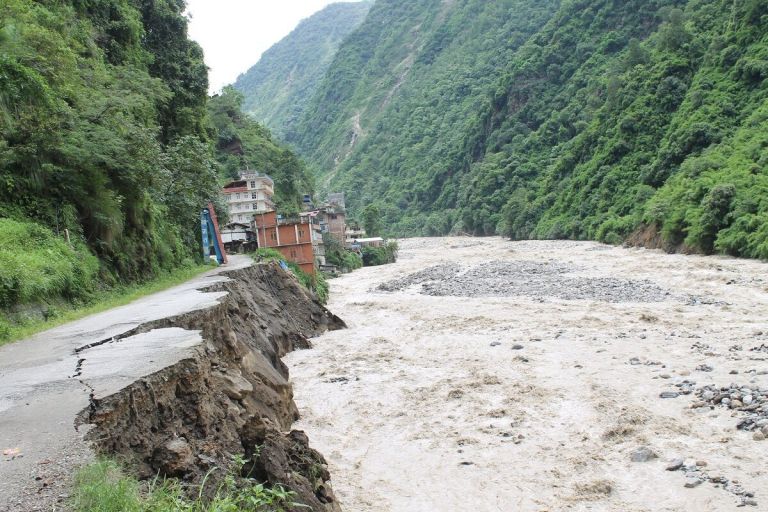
top-left (222, 172), bottom-right (275, 224)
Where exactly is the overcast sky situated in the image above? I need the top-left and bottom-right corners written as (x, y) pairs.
top-left (186, 0), bottom-right (360, 93)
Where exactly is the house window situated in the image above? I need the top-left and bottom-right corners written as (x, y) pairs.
top-left (298, 229), bottom-right (304, 237)
top-left (253, 203), bottom-right (258, 210)
top-left (330, 214), bottom-right (337, 219)
top-left (250, 181), bottom-right (256, 188)
top-left (270, 232), bottom-right (277, 241)
top-left (236, 193), bottom-right (240, 199)
top-left (252, 192), bottom-right (258, 199)
top-left (238, 215), bottom-right (243, 221)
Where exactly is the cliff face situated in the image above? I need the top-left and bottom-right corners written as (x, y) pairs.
top-left (77, 262), bottom-right (345, 511)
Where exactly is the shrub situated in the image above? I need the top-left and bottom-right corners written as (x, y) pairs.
top-left (361, 241), bottom-right (399, 266)
top-left (253, 248), bottom-right (329, 304)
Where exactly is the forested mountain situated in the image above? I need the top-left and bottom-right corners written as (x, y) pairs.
top-left (233, 1), bottom-right (372, 137)
top-left (209, 87), bottom-right (313, 214)
top-left (0, 0), bottom-right (311, 315)
top-left (290, 0), bottom-right (768, 259)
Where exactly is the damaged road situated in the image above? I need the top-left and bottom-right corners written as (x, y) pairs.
top-left (0, 256), bottom-right (344, 511)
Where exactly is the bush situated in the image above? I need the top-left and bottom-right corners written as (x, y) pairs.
top-left (323, 233), bottom-right (362, 271)
top-left (361, 241), bottom-right (399, 266)
top-left (253, 248), bottom-right (329, 304)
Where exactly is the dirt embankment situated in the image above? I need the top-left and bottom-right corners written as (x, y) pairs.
top-left (77, 262), bottom-right (345, 511)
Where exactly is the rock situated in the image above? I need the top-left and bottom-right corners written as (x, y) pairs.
top-left (762, 425), bottom-right (768, 436)
top-left (702, 390), bottom-right (715, 401)
top-left (684, 477), bottom-right (703, 488)
top-left (154, 438), bottom-right (194, 477)
top-left (730, 400), bottom-right (744, 409)
top-left (660, 391), bottom-right (680, 399)
top-left (753, 432), bottom-right (766, 441)
top-left (666, 458), bottom-right (685, 471)
top-left (214, 370), bottom-right (254, 400)
top-left (696, 460), bottom-right (707, 467)
top-left (490, 341), bottom-right (501, 347)
top-left (730, 370), bottom-right (739, 375)
top-left (660, 373), bottom-right (671, 379)
top-left (743, 395), bottom-right (754, 405)
top-left (630, 446), bottom-right (658, 462)
top-left (511, 344), bottom-right (524, 350)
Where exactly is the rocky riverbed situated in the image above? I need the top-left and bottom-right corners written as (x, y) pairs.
top-left (286, 238), bottom-right (768, 512)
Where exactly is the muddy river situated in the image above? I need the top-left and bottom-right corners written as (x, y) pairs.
top-left (285, 238), bottom-right (768, 512)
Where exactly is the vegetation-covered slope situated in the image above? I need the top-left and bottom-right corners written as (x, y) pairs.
top-left (208, 87), bottom-right (313, 214)
top-left (292, 0), bottom-right (768, 259)
top-left (0, 0), bottom-right (312, 319)
top-left (233, 1), bottom-right (372, 137)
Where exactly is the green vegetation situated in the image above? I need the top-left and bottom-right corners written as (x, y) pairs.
top-left (234, 1), bottom-right (372, 138)
top-left (284, 0), bottom-right (768, 259)
top-left (72, 458), bottom-right (300, 512)
top-left (0, 1), bottom-right (314, 325)
top-left (208, 88), bottom-right (313, 214)
top-left (361, 241), bottom-right (399, 267)
top-left (253, 249), bottom-right (328, 304)
top-left (1, 0), bottom-right (215, 282)
top-left (0, 258), bottom-right (208, 346)
top-left (323, 233), bottom-right (362, 271)
top-left (0, 219), bottom-right (98, 309)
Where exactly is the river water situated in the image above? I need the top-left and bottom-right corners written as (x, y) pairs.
top-left (285, 237), bottom-right (768, 512)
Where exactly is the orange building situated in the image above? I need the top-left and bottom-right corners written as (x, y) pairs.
top-left (253, 211), bottom-right (317, 275)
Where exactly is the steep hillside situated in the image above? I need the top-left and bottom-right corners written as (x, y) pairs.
top-left (0, 1), bottom-right (313, 321)
top-left (209, 87), bottom-right (314, 214)
top-left (1, 0), bottom-right (213, 286)
top-left (292, 0), bottom-right (768, 259)
top-left (233, 1), bottom-right (372, 137)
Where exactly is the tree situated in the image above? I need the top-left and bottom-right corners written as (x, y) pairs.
top-left (362, 204), bottom-right (382, 237)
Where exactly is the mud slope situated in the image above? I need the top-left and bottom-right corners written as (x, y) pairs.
top-left (286, 238), bottom-right (768, 512)
top-left (0, 258), bottom-right (344, 512)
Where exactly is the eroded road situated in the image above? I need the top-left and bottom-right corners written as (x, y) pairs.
top-left (286, 238), bottom-right (768, 512)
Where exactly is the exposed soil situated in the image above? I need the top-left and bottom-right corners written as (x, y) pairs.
top-left (77, 262), bottom-right (346, 511)
top-left (0, 260), bottom-right (345, 512)
top-left (286, 237), bottom-right (768, 512)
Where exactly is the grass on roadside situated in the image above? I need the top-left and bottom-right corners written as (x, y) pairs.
top-left (252, 248), bottom-right (329, 304)
top-left (0, 263), bottom-right (210, 347)
top-left (71, 458), bottom-right (301, 512)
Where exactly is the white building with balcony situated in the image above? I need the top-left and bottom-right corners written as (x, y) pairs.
top-left (222, 172), bottom-right (275, 224)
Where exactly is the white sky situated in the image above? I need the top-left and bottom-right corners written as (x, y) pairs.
top-left (186, 0), bottom-right (361, 93)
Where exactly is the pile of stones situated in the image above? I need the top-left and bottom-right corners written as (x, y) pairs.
top-left (692, 383), bottom-right (768, 439)
top-left (666, 459), bottom-right (757, 507)
top-left (376, 263), bottom-right (462, 292)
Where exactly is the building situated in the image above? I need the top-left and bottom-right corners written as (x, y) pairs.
top-left (222, 172), bottom-right (275, 224)
top-left (253, 211), bottom-right (324, 275)
top-left (220, 222), bottom-right (253, 243)
top-left (300, 193), bottom-right (347, 246)
top-left (345, 223), bottom-right (366, 248)
top-left (353, 237), bottom-right (385, 248)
